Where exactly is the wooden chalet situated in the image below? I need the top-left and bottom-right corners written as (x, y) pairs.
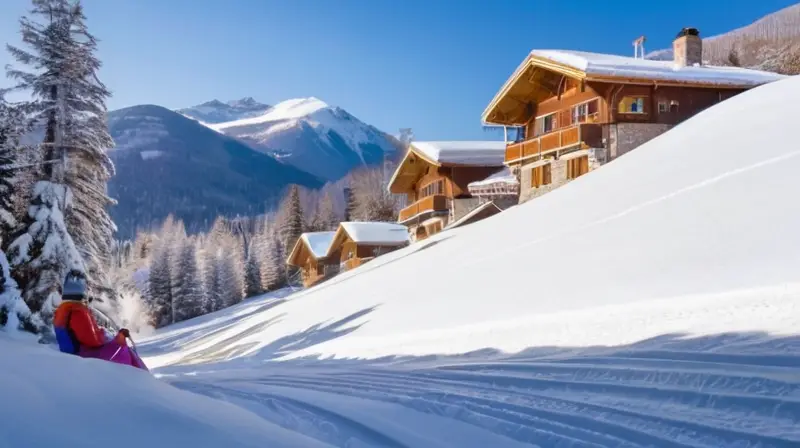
top-left (286, 231), bottom-right (337, 288)
top-left (326, 222), bottom-right (410, 272)
top-left (387, 141), bottom-right (510, 241)
top-left (482, 27), bottom-right (786, 204)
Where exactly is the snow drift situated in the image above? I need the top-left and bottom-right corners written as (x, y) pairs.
top-left (0, 334), bottom-right (329, 447)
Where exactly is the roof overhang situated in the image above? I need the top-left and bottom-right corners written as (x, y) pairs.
top-left (482, 55), bottom-right (587, 126)
top-left (386, 146), bottom-right (441, 194)
top-left (482, 54), bottom-right (763, 126)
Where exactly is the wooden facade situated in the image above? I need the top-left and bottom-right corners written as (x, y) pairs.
top-left (285, 232), bottom-right (338, 288)
top-left (499, 78), bottom-right (746, 166)
top-left (388, 144), bottom-right (506, 240)
top-left (480, 45), bottom-right (779, 204)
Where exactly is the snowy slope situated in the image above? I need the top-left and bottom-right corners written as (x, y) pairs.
top-left (0, 334), bottom-right (331, 448)
top-left (181, 97), bottom-right (401, 181)
top-left (134, 76), bottom-right (800, 446)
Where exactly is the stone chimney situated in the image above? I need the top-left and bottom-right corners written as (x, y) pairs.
top-left (673, 27), bottom-right (702, 67)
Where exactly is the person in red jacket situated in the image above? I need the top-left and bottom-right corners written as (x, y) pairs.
top-left (53, 271), bottom-right (129, 354)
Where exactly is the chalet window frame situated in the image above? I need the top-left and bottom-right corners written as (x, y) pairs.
top-left (533, 112), bottom-right (558, 136)
top-left (571, 97), bottom-right (601, 124)
top-left (658, 101), bottom-right (668, 113)
top-left (419, 178), bottom-right (445, 198)
top-left (618, 96), bottom-right (647, 114)
top-left (530, 163), bottom-right (552, 189)
top-left (566, 156), bottom-right (589, 180)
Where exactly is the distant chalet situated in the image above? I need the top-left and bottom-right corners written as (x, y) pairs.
top-left (388, 141), bottom-right (517, 241)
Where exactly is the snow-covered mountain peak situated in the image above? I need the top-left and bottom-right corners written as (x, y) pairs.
top-left (197, 96), bottom-right (400, 181)
top-left (226, 97), bottom-right (260, 108)
top-left (177, 97), bottom-right (270, 124)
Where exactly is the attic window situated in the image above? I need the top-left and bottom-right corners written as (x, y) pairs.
top-left (618, 96), bottom-right (646, 114)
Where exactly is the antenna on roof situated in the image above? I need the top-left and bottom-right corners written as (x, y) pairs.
top-left (633, 35), bottom-right (646, 59)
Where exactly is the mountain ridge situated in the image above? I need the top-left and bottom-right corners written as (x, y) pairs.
top-left (107, 104), bottom-right (322, 238)
top-left (180, 96), bottom-right (402, 181)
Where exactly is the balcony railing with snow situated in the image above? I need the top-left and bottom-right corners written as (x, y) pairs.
top-left (505, 123), bottom-right (603, 164)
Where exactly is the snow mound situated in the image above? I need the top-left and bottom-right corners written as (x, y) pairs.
top-left (0, 335), bottom-right (329, 448)
top-left (531, 49), bottom-right (786, 86)
top-left (411, 141), bottom-right (507, 165)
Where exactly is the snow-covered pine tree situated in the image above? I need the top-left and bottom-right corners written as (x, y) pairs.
top-left (343, 186), bottom-right (356, 222)
top-left (147, 241), bottom-right (172, 328)
top-left (350, 167), bottom-right (398, 222)
top-left (318, 191), bottom-right (339, 231)
top-left (172, 237), bottom-right (205, 322)
top-left (5, 182), bottom-right (85, 330)
top-left (5, 0), bottom-right (116, 326)
top-left (279, 185), bottom-right (304, 252)
top-left (244, 250), bottom-right (263, 298)
top-left (202, 245), bottom-right (222, 314)
top-left (0, 247), bottom-right (36, 331)
top-left (261, 234), bottom-right (286, 291)
top-left (0, 100), bottom-right (31, 245)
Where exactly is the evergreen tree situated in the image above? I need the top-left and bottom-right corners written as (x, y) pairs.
top-left (244, 252), bottom-right (263, 298)
top-left (261, 234), bottom-right (286, 291)
top-left (0, 100), bottom-right (30, 245)
top-left (172, 237), bottom-right (205, 322)
top-left (147, 243), bottom-right (172, 328)
top-left (5, 0), bottom-right (116, 323)
top-left (343, 186), bottom-right (356, 222)
top-left (6, 182), bottom-right (85, 329)
top-left (318, 191), bottom-right (339, 231)
top-left (279, 185), bottom-right (304, 252)
top-left (0, 247), bottom-right (35, 331)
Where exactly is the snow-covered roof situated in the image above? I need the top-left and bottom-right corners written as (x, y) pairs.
top-left (340, 222), bottom-right (410, 245)
top-left (301, 231), bottom-right (336, 259)
top-left (411, 141), bottom-right (506, 166)
top-left (530, 50), bottom-right (786, 87)
top-left (468, 167), bottom-right (519, 189)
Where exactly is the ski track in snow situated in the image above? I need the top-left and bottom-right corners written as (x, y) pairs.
top-left (161, 342), bottom-right (800, 448)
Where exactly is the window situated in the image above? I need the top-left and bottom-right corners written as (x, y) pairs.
top-left (658, 102), bottom-right (668, 113)
top-left (534, 113), bottom-right (557, 135)
top-left (670, 100), bottom-right (679, 113)
top-left (420, 179), bottom-right (444, 198)
top-left (530, 163), bottom-right (552, 188)
top-left (566, 156), bottom-right (589, 180)
top-left (618, 96), bottom-right (646, 114)
top-left (572, 99), bottom-right (599, 123)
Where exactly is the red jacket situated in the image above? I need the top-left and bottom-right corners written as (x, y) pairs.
top-left (52, 301), bottom-right (107, 349)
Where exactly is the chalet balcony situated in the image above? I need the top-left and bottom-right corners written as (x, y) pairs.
top-left (397, 194), bottom-right (449, 224)
top-left (505, 123), bottom-right (603, 164)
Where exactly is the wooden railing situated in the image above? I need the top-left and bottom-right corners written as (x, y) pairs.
top-left (397, 194), bottom-right (449, 223)
top-left (505, 123), bottom-right (603, 164)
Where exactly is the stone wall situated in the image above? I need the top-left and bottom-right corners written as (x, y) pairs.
top-left (608, 123), bottom-right (673, 160)
top-left (519, 158), bottom-right (567, 203)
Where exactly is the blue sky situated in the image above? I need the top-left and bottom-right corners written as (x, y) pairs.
top-left (1, 0), bottom-right (796, 140)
